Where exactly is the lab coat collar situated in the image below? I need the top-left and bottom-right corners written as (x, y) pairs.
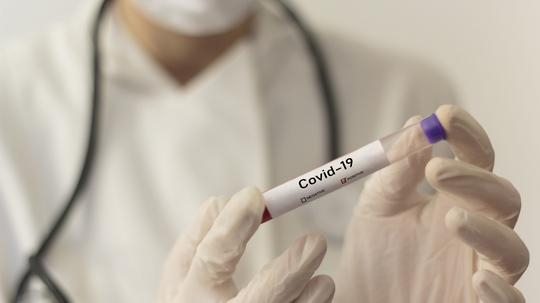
top-left (101, 11), bottom-right (258, 101)
top-left (66, 0), bottom-right (247, 96)
top-left (67, 0), bottom-right (305, 97)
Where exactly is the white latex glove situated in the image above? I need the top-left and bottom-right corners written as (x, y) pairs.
top-left (335, 105), bottom-right (529, 303)
top-left (159, 187), bottom-right (335, 303)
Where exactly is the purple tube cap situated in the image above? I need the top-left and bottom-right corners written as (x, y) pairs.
top-left (420, 114), bottom-right (447, 144)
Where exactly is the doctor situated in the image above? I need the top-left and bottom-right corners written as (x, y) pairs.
top-left (0, 0), bottom-right (528, 302)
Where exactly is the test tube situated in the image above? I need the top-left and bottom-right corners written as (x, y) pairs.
top-left (261, 113), bottom-right (447, 222)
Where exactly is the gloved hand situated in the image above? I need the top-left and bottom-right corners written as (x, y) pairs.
top-left (158, 187), bottom-right (335, 303)
top-left (335, 105), bottom-right (529, 302)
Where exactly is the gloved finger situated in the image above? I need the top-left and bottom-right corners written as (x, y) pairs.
top-left (426, 157), bottom-right (521, 227)
top-left (293, 275), bottom-right (335, 303)
top-left (359, 115), bottom-right (432, 216)
top-left (446, 208), bottom-right (529, 284)
top-left (230, 234), bottom-right (327, 303)
top-left (189, 186), bottom-right (264, 285)
top-left (473, 270), bottom-right (526, 303)
top-left (435, 105), bottom-right (495, 171)
top-left (159, 196), bottom-right (228, 299)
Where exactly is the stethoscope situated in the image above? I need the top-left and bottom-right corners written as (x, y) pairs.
top-left (12, 0), bottom-right (339, 302)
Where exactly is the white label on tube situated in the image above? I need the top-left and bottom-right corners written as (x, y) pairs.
top-left (263, 140), bottom-right (390, 219)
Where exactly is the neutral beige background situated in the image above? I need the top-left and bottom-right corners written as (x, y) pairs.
top-left (1, 0), bottom-right (538, 300)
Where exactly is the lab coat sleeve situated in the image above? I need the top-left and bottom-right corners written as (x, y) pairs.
top-left (0, 199), bottom-right (7, 303)
top-left (0, 11), bottom-right (95, 297)
top-left (0, 275), bottom-right (7, 303)
top-left (0, 49), bottom-right (10, 303)
top-left (0, 46), bottom-right (15, 303)
top-left (0, 44), bottom-right (34, 303)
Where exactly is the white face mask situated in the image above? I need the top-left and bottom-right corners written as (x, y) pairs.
top-left (132, 0), bottom-right (256, 36)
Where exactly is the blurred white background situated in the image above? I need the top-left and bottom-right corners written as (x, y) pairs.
top-left (1, 0), bottom-right (538, 300)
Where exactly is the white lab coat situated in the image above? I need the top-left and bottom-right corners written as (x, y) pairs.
top-left (0, 0), bottom-right (456, 301)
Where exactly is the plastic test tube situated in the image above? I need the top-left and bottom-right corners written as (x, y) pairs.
top-left (261, 113), bottom-right (447, 223)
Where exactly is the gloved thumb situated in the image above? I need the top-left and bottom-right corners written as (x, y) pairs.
top-left (357, 115), bottom-right (432, 216)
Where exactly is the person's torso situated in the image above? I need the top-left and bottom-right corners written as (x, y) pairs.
top-left (0, 0), bottom-right (455, 301)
